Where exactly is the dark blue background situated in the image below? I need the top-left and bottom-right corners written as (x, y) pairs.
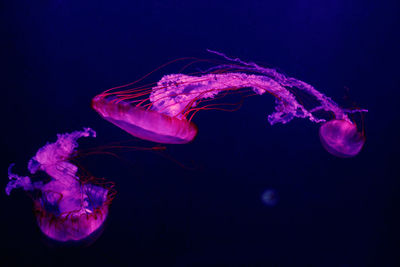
top-left (2, 0), bottom-right (399, 265)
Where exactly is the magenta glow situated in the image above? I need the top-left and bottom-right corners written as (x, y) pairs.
top-left (6, 128), bottom-right (115, 242)
top-left (92, 50), bottom-right (367, 157)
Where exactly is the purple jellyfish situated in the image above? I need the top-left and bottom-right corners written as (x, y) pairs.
top-left (6, 128), bottom-right (115, 242)
top-left (92, 50), bottom-right (367, 157)
top-left (319, 119), bottom-right (365, 158)
top-left (261, 189), bottom-right (279, 207)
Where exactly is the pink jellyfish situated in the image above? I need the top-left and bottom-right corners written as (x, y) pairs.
top-left (6, 128), bottom-right (115, 242)
top-left (92, 50), bottom-right (367, 157)
top-left (319, 119), bottom-right (365, 158)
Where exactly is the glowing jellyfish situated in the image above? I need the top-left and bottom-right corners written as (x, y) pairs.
top-left (92, 50), bottom-right (367, 156)
top-left (319, 119), bottom-right (365, 158)
top-left (6, 128), bottom-right (115, 242)
top-left (261, 189), bottom-right (278, 207)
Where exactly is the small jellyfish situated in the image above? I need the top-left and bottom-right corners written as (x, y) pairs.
top-left (92, 50), bottom-right (367, 156)
top-left (261, 189), bottom-right (279, 206)
top-left (319, 119), bottom-right (365, 158)
top-left (6, 128), bottom-right (115, 242)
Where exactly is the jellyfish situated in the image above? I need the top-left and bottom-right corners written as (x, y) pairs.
top-left (319, 119), bottom-right (365, 158)
top-left (92, 50), bottom-right (367, 156)
top-left (261, 189), bottom-right (279, 207)
top-left (5, 128), bottom-right (115, 242)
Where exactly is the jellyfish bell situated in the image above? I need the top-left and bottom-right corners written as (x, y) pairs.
top-left (33, 181), bottom-right (111, 243)
top-left (319, 119), bottom-right (365, 158)
top-left (40, 213), bottom-right (108, 248)
top-left (261, 189), bottom-right (279, 207)
top-left (91, 95), bottom-right (197, 144)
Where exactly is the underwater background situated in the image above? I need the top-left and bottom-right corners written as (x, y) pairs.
top-left (1, 0), bottom-right (399, 265)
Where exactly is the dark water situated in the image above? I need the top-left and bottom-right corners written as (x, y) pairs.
top-left (2, 0), bottom-right (399, 266)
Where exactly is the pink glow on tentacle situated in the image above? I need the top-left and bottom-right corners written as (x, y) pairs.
top-left (206, 49), bottom-right (368, 122)
top-left (149, 73), bottom-right (324, 124)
